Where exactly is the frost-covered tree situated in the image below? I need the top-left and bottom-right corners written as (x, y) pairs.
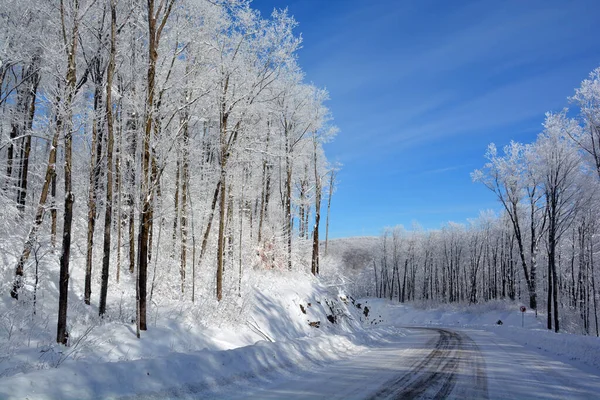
top-left (472, 141), bottom-right (545, 312)
top-left (571, 67), bottom-right (600, 180)
top-left (0, 0), bottom-right (338, 344)
top-left (531, 112), bottom-right (584, 332)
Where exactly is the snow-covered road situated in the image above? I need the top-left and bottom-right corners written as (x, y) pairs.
top-left (207, 327), bottom-right (600, 399)
top-left (3, 295), bottom-right (600, 400)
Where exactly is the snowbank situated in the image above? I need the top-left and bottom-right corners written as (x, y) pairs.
top-left (0, 271), bottom-right (374, 399)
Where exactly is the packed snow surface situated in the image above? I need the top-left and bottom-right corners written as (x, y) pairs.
top-left (1, 275), bottom-right (600, 399)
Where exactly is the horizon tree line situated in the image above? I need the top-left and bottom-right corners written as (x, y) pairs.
top-left (359, 66), bottom-right (600, 336)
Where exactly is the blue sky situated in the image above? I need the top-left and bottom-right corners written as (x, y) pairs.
top-left (251, 0), bottom-right (600, 238)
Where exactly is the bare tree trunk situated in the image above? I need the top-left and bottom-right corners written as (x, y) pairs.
top-left (304, 204), bottom-right (310, 241)
top-left (137, 1), bottom-right (159, 332)
top-left (135, 254), bottom-right (140, 337)
top-left (50, 163), bottom-right (58, 247)
top-left (125, 110), bottom-right (137, 275)
top-left (190, 186), bottom-right (197, 303)
top-left (590, 231), bottom-right (598, 337)
top-left (10, 109), bottom-right (61, 299)
top-left (17, 131), bottom-right (32, 214)
top-left (136, 0), bottom-right (175, 332)
top-left (214, 97), bottom-right (229, 302)
top-left (548, 235), bottom-right (554, 330)
top-left (125, 11), bottom-right (139, 277)
top-left (238, 166), bottom-right (247, 296)
top-left (84, 60), bottom-right (105, 306)
top-left (226, 184), bottom-right (234, 268)
top-left (137, 200), bottom-right (150, 331)
top-left (125, 134), bottom-right (137, 274)
top-left (180, 109), bottom-right (189, 294)
top-left (285, 152), bottom-right (293, 271)
top-left (173, 157), bottom-right (180, 253)
top-left (216, 168), bottom-right (226, 301)
top-left (299, 167), bottom-right (307, 238)
top-left (311, 138), bottom-right (321, 276)
top-left (17, 57), bottom-right (41, 215)
top-left (215, 107), bottom-right (241, 300)
top-left (402, 259), bottom-right (408, 303)
top-left (529, 191), bottom-right (541, 315)
top-left (147, 155), bottom-right (158, 264)
top-left (50, 90), bottom-right (61, 249)
top-left (115, 90), bottom-right (123, 284)
top-left (5, 122), bottom-right (16, 190)
top-left (149, 211), bottom-right (163, 303)
top-left (324, 169), bottom-right (336, 257)
top-left (5, 66), bottom-right (28, 191)
top-left (373, 259), bottom-right (378, 298)
top-left (57, 0), bottom-right (80, 345)
top-left (99, 0), bottom-right (116, 316)
top-left (552, 239), bottom-right (560, 333)
top-left (257, 123), bottom-right (271, 244)
top-left (198, 181), bottom-right (220, 271)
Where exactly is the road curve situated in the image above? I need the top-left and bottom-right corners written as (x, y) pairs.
top-left (368, 328), bottom-right (488, 399)
top-left (112, 326), bottom-right (600, 399)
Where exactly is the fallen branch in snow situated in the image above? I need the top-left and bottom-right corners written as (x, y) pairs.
top-left (247, 317), bottom-right (274, 342)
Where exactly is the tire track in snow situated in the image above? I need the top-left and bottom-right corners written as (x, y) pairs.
top-left (368, 328), bottom-right (488, 399)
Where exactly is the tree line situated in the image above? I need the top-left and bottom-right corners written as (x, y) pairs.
top-left (0, 0), bottom-right (336, 345)
top-left (359, 67), bottom-right (600, 336)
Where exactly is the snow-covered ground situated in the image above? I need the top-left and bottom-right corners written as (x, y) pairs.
top-left (0, 271), bottom-right (371, 399)
top-left (365, 299), bottom-right (600, 374)
top-left (1, 274), bottom-right (600, 399)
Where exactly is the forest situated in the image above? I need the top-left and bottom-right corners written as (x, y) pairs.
top-left (0, 0), bottom-right (336, 345)
top-left (3, 0), bottom-right (600, 359)
top-left (359, 70), bottom-right (600, 336)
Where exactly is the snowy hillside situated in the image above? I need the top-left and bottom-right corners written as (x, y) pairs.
top-left (319, 236), bottom-right (378, 289)
top-left (321, 236), bottom-right (378, 273)
top-left (0, 270), bottom-right (372, 399)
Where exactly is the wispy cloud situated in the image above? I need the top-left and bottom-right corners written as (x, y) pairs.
top-left (420, 165), bottom-right (468, 175)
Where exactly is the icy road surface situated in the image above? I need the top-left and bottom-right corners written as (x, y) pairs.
top-left (209, 327), bottom-right (600, 400)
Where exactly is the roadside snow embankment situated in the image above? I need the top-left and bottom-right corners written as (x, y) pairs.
top-left (0, 330), bottom-right (365, 400)
top-left (0, 271), bottom-right (377, 400)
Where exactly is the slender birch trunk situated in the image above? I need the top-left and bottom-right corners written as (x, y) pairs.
top-left (311, 137), bottom-right (321, 276)
top-left (99, 0), bottom-right (117, 316)
top-left (136, 0), bottom-right (175, 332)
top-left (57, 0), bottom-right (80, 345)
top-left (84, 61), bottom-right (105, 305)
top-left (324, 169), bottom-right (335, 257)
